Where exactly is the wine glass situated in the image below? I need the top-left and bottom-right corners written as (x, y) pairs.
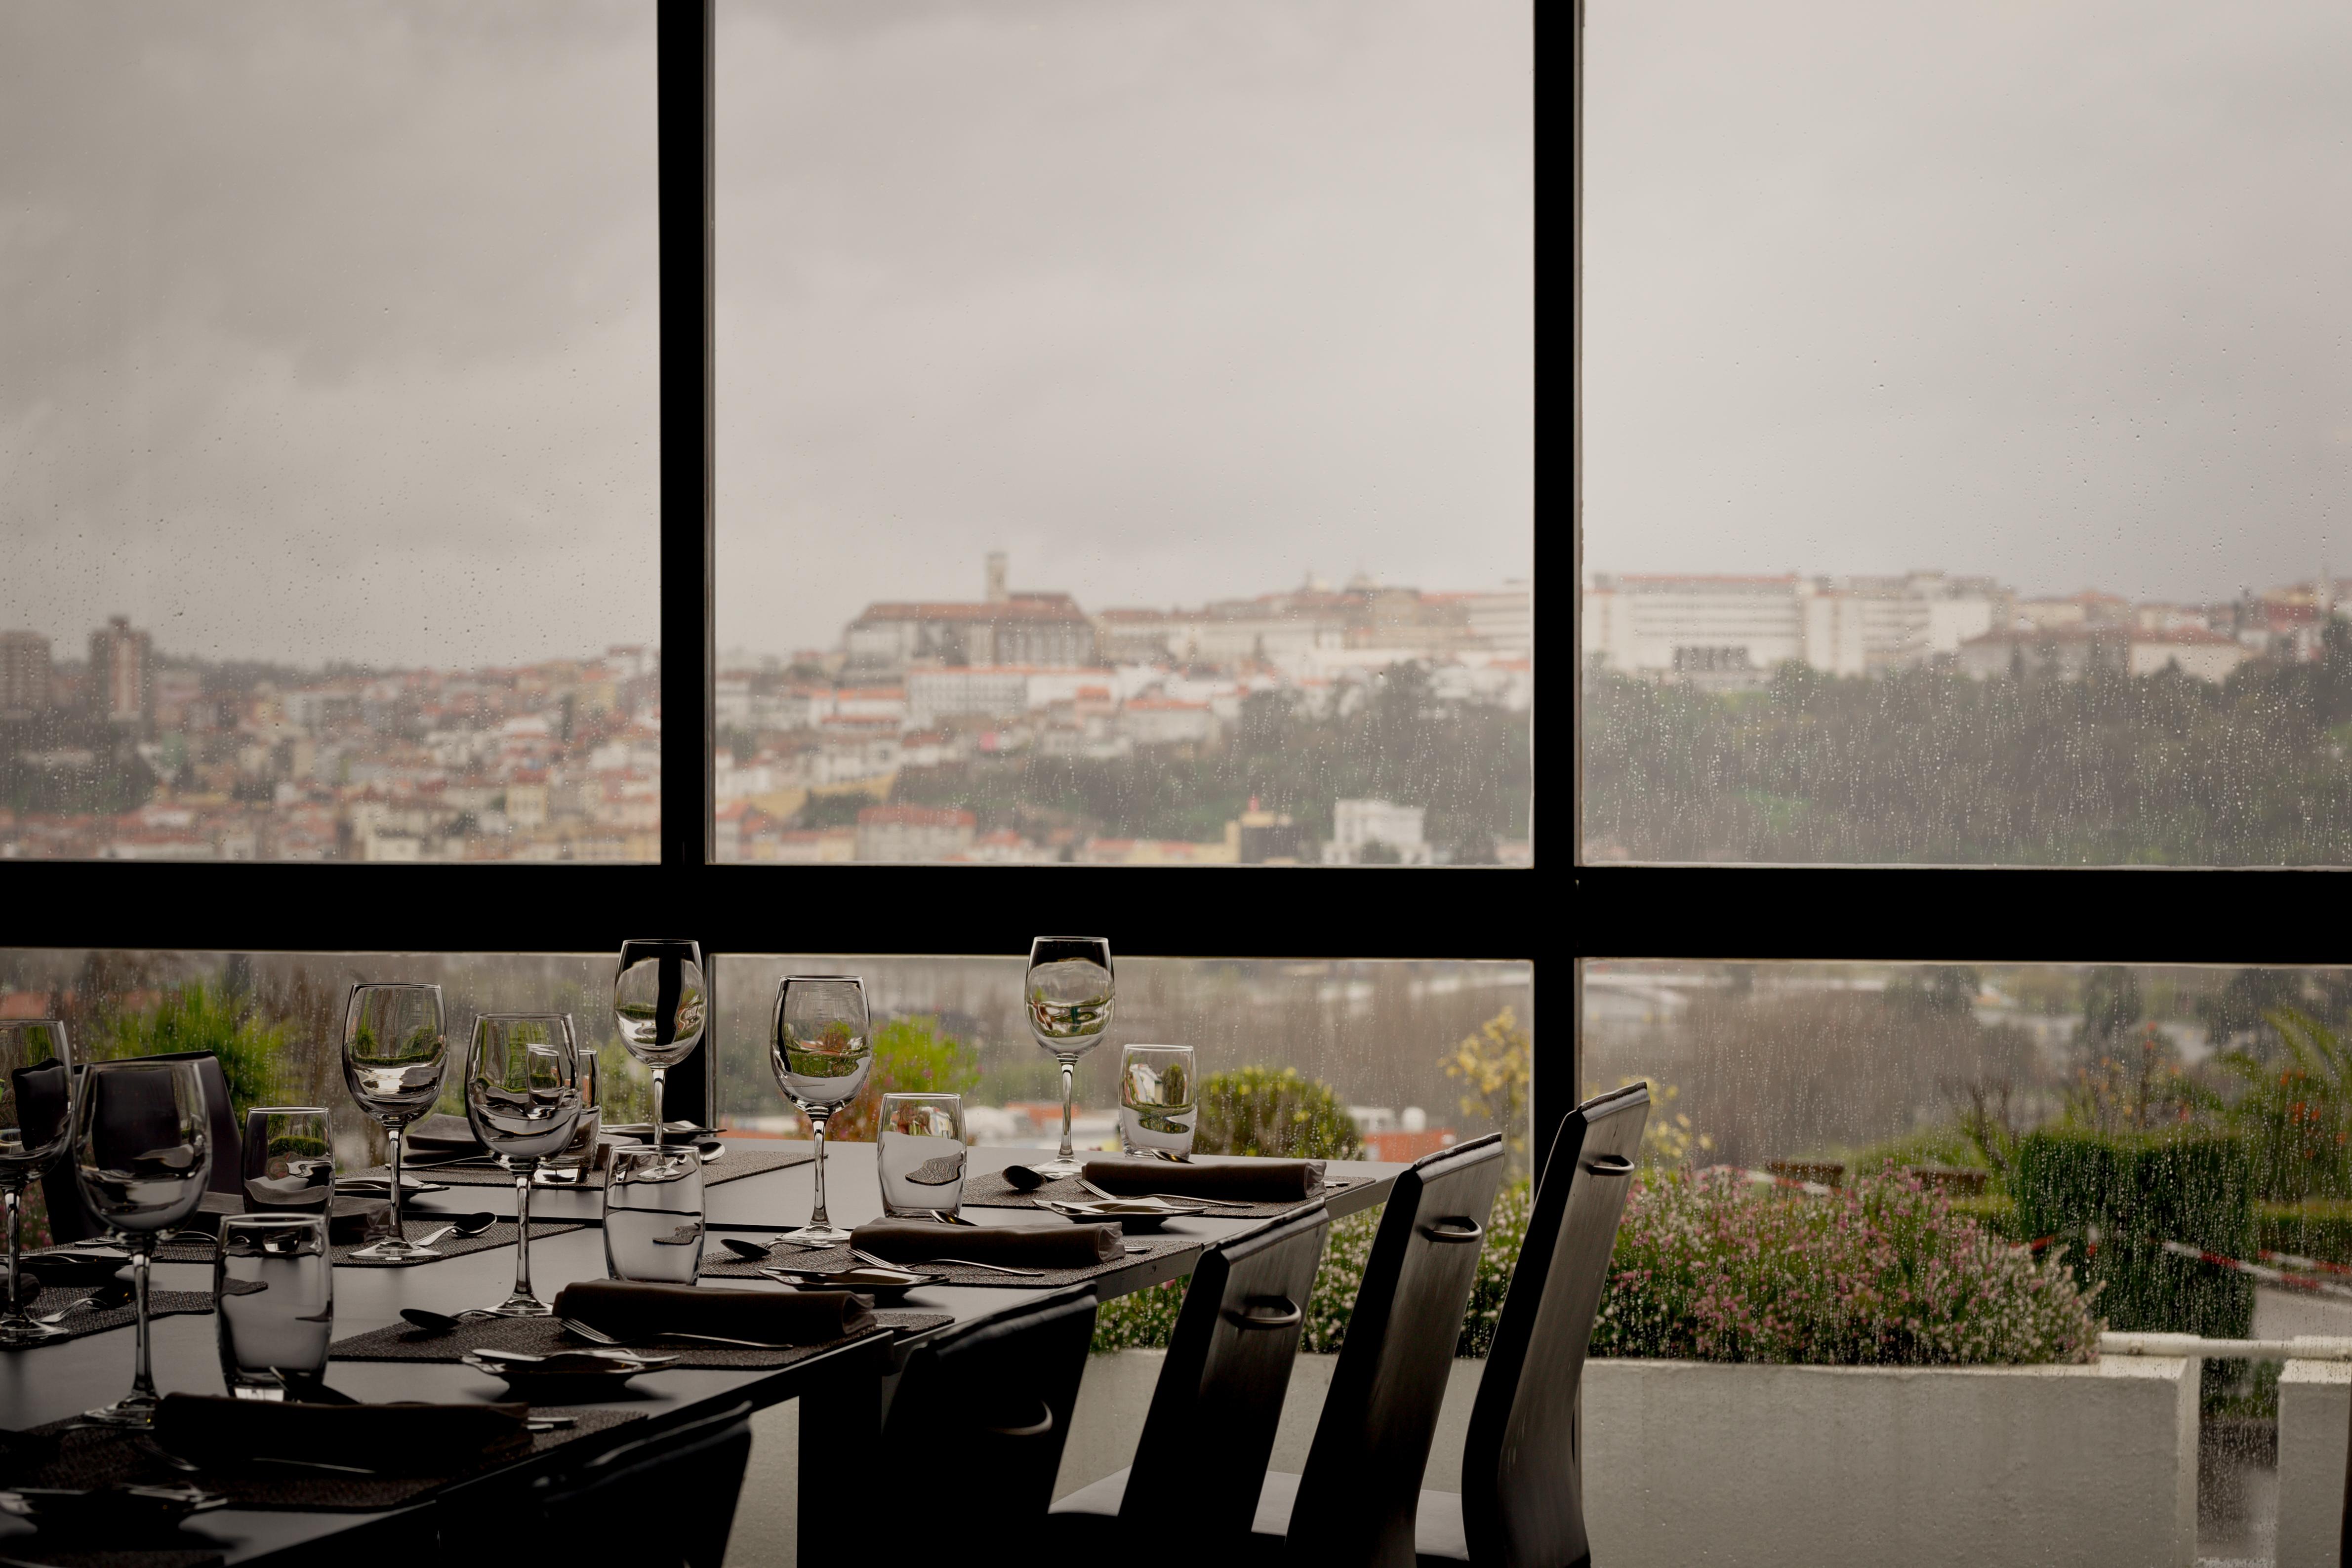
top-left (1026, 937), bottom-right (1114, 1179)
top-left (613, 938), bottom-right (706, 1153)
top-left (465, 1014), bottom-right (585, 1315)
top-left (340, 982), bottom-right (448, 1262)
top-left (769, 976), bottom-right (872, 1246)
top-left (73, 1057), bottom-right (212, 1426)
top-left (0, 1020), bottom-right (75, 1346)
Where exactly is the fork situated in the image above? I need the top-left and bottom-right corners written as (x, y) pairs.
top-left (560, 1316), bottom-right (803, 1352)
top-left (852, 1246), bottom-right (1043, 1277)
top-left (1075, 1177), bottom-right (1248, 1209)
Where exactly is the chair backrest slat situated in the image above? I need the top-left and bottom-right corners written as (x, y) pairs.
top-left (881, 1284), bottom-right (1097, 1522)
top-left (1122, 1206), bottom-right (1332, 1543)
top-left (1461, 1083), bottom-right (1650, 1568)
top-left (1287, 1132), bottom-right (1508, 1568)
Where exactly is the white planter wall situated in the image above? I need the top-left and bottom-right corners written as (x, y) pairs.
top-left (2274, 1343), bottom-right (2352, 1568)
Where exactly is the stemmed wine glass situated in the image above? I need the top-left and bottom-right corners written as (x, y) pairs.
top-left (770, 976), bottom-right (872, 1246)
top-left (0, 1021), bottom-right (75, 1346)
top-left (73, 1058), bottom-right (212, 1426)
top-left (613, 939), bottom-right (706, 1153)
top-left (340, 983), bottom-right (448, 1261)
top-left (1026, 937), bottom-right (1115, 1179)
top-left (465, 1014), bottom-right (584, 1315)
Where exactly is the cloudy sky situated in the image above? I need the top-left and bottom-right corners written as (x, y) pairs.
top-left (1583, 1), bottom-right (2352, 605)
top-left (0, 0), bottom-right (1531, 673)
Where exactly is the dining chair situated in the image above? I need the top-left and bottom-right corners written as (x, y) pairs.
top-left (1241, 1131), bottom-right (1509, 1568)
top-left (880, 1283), bottom-right (1097, 1519)
top-left (482, 1397), bottom-right (756, 1567)
top-left (1044, 1205), bottom-right (1333, 1557)
top-left (1412, 1081), bottom-right (1651, 1568)
top-left (40, 1049), bottom-right (244, 1242)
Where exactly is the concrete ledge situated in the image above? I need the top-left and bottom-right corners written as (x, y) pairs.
top-left (2275, 1341), bottom-right (2352, 1568)
top-left (1583, 1356), bottom-right (2198, 1568)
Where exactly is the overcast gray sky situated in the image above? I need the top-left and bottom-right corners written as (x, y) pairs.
top-left (0, 1), bottom-right (1531, 673)
top-left (1582, 1), bottom-right (2352, 605)
top-left (716, 0), bottom-right (1533, 658)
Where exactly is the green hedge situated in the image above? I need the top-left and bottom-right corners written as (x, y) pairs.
top-left (2012, 1129), bottom-right (2253, 1338)
top-left (2257, 1199), bottom-right (2352, 1266)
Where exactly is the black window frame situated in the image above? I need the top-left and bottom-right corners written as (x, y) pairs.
top-left (1, 1), bottom-right (1561, 1155)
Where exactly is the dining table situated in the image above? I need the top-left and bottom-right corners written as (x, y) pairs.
top-left (0, 1139), bottom-right (1402, 1564)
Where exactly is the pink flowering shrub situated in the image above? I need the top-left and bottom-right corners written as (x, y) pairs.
top-left (1590, 1168), bottom-right (2101, 1366)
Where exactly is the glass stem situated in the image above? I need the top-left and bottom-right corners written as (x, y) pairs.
top-left (809, 1114), bottom-right (830, 1229)
top-left (513, 1167), bottom-right (534, 1303)
top-left (651, 1067), bottom-right (665, 1151)
top-left (387, 1124), bottom-right (407, 1244)
top-left (1057, 1056), bottom-right (1078, 1166)
top-left (129, 1241), bottom-right (156, 1403)
top-left (3, 1186), bottom-right (20, 1319)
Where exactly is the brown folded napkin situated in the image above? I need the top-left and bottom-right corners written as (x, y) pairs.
top-left (851, 1218), bottom-right (1121, 1268)
top-left (552, 1279), bottom-right (874, 1344)
top-left (1082, 1157), bottom-right (1326, 1202)
top-left (153, 1393), bottom-right (530, 1474)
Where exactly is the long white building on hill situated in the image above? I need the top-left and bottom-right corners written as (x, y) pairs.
top-left (1582, 572), bottom-right (2005, 686)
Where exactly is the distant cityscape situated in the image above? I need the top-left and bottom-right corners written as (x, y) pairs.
top-left (1582, 569), bottom-right (2352, 689)
top-left (0, 555), bottom-right (1532, 863)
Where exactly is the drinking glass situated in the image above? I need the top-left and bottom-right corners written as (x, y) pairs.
top-left (543, 1050), bottom-right (601, 1178)
top-left (215, 1214), bottom-right (331, 1401)
top-left (73, 1058), bottom-right (212, 1426)
top-left (603, 1144), bottom-right (705, 1284)
top-left (340, 982), bottom-right (447, 1262)
top-left (770, 976), bottom-right (872, 1246)
top-left (1026, 937), bottom-right (1114, 1179)
top-left (613, 938), bottom-right (705, 1153)
top-left (0, 1021), bottom-right (75, 1347)
top-left (877, 1093), bottom-right (966, 1218)
top-left (1118, 1045), bottom-right (1197, 1162)
top-left (241, 1108), bottom-right (333, 1215)
top-left (465, 1014), bottom-right (585, 1315)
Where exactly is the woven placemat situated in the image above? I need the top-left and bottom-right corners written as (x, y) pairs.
top-left (958, 1168), bottom-right (1350, 1218)
top-left (328, 1307), bottom-right (945, 1370)
top-left (0, 1549), bottom-right (224, 1568)
top-left (10, 1406), bottom-right (646, 1515)
top-left (151, 1217), bottom-right (585, 1270)
top-left (701, 1232), bottom-right (1196, 1290)
top-left (0, 1287), bottom-right (211, 1352)
top-left (353, 1144), bottom-right (811, 1192)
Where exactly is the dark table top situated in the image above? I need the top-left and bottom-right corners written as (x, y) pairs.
top-left (1, 1141), bottom-right (1400, 1564)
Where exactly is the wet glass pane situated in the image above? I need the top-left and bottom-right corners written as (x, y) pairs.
top-left (715, 1), bottom-right (1533, 865)
top-left (0, 3), bottom-right (659, 862)
top-left (1582, 959), bottom-right (2352, 1563)
top-left (1582, 4), bottom-right (2352, 865)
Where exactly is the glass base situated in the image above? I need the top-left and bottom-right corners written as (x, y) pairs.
top-left (0, 1315), bottom-right (68, 1347)
top-left (774, 1223), bottom-right (851, 1247)
top-left (348, 1238), bottom-right (441, 1262)
top-left (488, 1293), bottom-right (551, 1317)
top-left (82, 1394), bottom-right (159, 1428)
top-left (1032, 1155), bottom-right (1084, 1179)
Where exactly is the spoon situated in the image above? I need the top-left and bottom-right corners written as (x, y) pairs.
top-left (720, 1237), bottom-right (773, 1261)
top-left (410, 1213), bottom-right (497, 1248)
top-left (1001, 1165), bottom-right (1048, 1192)
top-left (399, 1306), bottom-right (501, 1334)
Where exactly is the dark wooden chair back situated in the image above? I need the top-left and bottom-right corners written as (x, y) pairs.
top-left (1122, 1206), bottom-right (1332, 1543)
top-left (488, 1397), bottom-right (756, 1567)
top-left (42, 1050), bottom-right (243, 1242)
top-left (882, 1284), bottom-right (1097, 1521)
top-left (1460, 1082), bottom-right (1649, 1568)
top-left (1285, 1132), bottom-right (1507, 1567)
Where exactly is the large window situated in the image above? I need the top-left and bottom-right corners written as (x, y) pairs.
top-left (1580, 1), bottom-right (2352, 866)
top-left (0, 2), bottom-right (660, 863)
top-left (713, 0), bottom-right (1533, 867)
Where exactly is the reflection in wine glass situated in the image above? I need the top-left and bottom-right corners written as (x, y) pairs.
top-left (465, 1013), bottom-right (584, 1315)
top-left (770, 976), bottom-right (872, 1246)
top-left (74, 1058), bottom-right (212, 1426)
top-left (1026, 937), bottom-right (1114, 1179)
top-left (613, 938), bottom-right (705, 1154)
top-left (340, 983), bottom-right (448, 1262)
top-left (0, 1021), bottom-right (74, 1346)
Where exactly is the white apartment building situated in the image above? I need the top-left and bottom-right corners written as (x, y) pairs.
top-left (1581, 572), bottom-right (2005, 686)
top-left (1324, 798), bottom-right (1433, 865)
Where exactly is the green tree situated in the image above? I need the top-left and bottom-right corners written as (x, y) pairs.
top-left (1443, 1007), bottom-right (1533, 1169)
top-left (96, 980), bottom-right (284, 1117)
top-left (1193, 1066), bottom-right (1362, 1160)
top-left (826, 1015), bottom-right (980, 1141)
